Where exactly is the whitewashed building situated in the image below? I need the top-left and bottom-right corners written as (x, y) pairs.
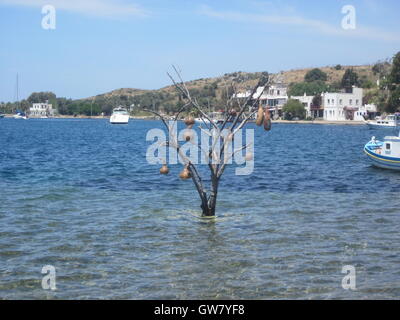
top-left (29, 102), bottom-right (54, 117)
top-left (290, 94), bottom-right (321, 118)
top-left (323, 87), bottom-right (363, 121)
top-left (237, 84), bottom-right (377, 121)
top-left (354, 104), bottom-right (378, 121)
top-left (235, 83), bottom-right (288, 118)
top-left (259, 83), bottom-right (288, 110)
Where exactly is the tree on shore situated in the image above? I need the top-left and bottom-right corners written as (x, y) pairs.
top-left (341, 68), bottom-right (360, 93)
top-left (304, 68), bottom-right (327, 82)
top-left (27, 92), bottom-right (56, 104)
top-left (282, 99), bottom-right (306, 120)
top-left (312, 94), bottom-right (322, 108)
top-left (142, 67), bottom-right (271, 217)
top-left (288, 81), bottom-right (328, 96)
top-left (386, 52), bottom-right (400, 113)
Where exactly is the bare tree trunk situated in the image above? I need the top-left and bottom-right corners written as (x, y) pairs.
top-left (198, 175), bottom-right (218, 217)
top-left (189, 167), bottom-right (219, 217)
top-left (208, 175), bottom-right (219, 216)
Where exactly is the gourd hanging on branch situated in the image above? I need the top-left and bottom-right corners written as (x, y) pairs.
top-left (160, 164), bottom-right (169, 175)
top-left (179, 165), bottom-right (191, 180)
top-left (255, 104), bottom-right (264, 126)
top-left (184, 116), bottom-right (195, 129)
top-left (263, 106), bottom-right (272, 131)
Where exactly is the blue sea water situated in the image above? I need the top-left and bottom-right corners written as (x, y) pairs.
top-left (0, 118), bottom-right (400, 299)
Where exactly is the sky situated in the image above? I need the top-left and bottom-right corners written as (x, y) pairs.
top-left (0, 0), bottom-right (399, 102)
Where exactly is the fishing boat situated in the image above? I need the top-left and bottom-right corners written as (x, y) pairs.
top-left (110, 106), bottom-right (129, 124)
top-left (365, 113), bottom-right (400, 129)
top-left (364, 134), bottom-right (400, 170)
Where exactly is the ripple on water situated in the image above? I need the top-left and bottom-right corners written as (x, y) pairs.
top-left (1, 120), bottom-right (400, 299)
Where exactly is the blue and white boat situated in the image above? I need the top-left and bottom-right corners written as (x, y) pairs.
top-left (364, 134), bottom-right (400, 170)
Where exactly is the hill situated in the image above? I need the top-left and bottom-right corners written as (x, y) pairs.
top-left (80, 63), bottom-right (384, 115)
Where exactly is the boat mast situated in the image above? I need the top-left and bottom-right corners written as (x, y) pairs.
top-left (16, 73), bottom-right (18, 103)
top-left (15, 73), bottom-right (20, 112)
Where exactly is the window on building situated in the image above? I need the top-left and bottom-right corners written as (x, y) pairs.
top-left (349, 99), bottom-right (352, 105)
top-left (339, 99), bottom-right (342, 105)
top-left (356, 100), bottom-right (359, 105)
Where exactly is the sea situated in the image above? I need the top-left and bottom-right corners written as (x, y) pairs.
top-left (1, 118), bottom-right (400, 299)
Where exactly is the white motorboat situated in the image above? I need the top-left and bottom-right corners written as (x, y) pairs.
top-left (195, 112), bottom-right (224, 125)
top-left (13, 110), bottom-right (27, 120)
top-left (365, 114), bottom-right (400, 128)
top-left (110, 107), bottom-right (130, 124)
top-left (364, 133), bottom-right (400, 170)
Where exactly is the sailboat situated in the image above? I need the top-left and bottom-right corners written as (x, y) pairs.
top-left (13, 74), bottom-right (27, 120)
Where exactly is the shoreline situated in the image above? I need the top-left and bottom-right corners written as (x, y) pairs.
top-left (1, 114), bottom-right (365, 125)
top-left (271, 119), bottom-right (365, 125)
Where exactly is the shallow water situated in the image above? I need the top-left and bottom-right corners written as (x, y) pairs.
top-left (0, 118), bottom-right (400, 299)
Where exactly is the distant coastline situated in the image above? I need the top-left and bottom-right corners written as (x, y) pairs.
top-left (2, 114), bottom-right (365, 125)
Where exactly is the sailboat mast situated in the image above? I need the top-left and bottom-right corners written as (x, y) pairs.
top-left (16, 73), bottom-right (19, 103)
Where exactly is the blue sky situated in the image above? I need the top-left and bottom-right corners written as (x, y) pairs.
top-left (0, 0), bottom-right (399, 102)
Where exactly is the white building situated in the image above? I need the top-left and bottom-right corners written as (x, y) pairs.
top-left (323, 87), bottom-right (363, 121)
top-left (29, 102), bottom-right (54, 117)
top-left (237, 84), bottom-right (377, 121)
top-left (235, 83), bottom-right (288, 118)
top-left (259, 83), bottom-right (288, 110)
top-left (290, 94), bottom-right (320, 118)
top-left (354, 104), bottom-right (378, 121)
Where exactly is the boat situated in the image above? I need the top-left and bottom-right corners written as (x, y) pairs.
top-left (12, 74), bottom-right (27, 119)
top-left (365, 113), bottom-right (400, 129)
top-left (364, 134), bottom-right (400, 170)
top-left (195, 112), bottom-right (224, 125)
top-left (0, 114), bottom-right (5, 118)
top-left (110, 106), bottom-right (129, 124)
top-left (195, 117), bottom-right (219, 124)
top-left (13, 110), bottom-right (27, 120)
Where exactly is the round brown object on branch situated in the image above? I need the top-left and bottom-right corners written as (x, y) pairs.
top-left (160, 164), bottom-right (169, 174)
top-left (179, 166), bottom-right (192, 180)
top-left (263, 107), bottom-right (272, 131)
top-left (255, 105), bottom-right (264, 126)
top-left (184, 117), bottom-right (195, 126)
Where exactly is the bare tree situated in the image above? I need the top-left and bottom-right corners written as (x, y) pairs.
top-left (143, 67), bottom-right (271, 217)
